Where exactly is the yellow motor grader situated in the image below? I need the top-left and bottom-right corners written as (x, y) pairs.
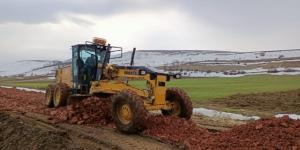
top-left (45, 38), bottom-right (193, 133)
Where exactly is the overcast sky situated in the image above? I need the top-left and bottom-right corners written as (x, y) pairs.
top-left (0, 0), bottom-right (300, 64)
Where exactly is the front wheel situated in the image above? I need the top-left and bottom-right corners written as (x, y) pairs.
top-left (162, 87), bottom-right (193, 119)
top-left (112, 91), bottom-right (147, 134)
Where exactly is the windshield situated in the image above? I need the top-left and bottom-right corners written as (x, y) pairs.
top-left (79, 46), bottom-right (107, 65)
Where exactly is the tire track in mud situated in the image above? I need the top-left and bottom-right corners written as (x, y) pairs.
top-left (2, 111), bottom-right (179, 150)
top-left (0, 112), bottom-right (77, 150)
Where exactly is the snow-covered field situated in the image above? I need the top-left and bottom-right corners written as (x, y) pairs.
top-left (0, 60), bottom-right (61, 76)
top-left (174, 67), bottom-right (300, 77)
top-left (111, 49), bottom-right (300, 67)
top-left (1, 49), bottom-right (300, 77)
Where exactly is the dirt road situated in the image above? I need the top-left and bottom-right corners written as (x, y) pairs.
top-left (0, 111), bottom-right (178, 150)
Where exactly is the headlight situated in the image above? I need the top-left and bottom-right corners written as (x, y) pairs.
top-left (140, 70), bottom-right (146, 75)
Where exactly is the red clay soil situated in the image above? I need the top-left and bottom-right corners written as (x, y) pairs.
top-left (144, 115), bottom-right (300, 150)
top-left (0, 87), bottom-right (45, 113)
top-left (46, 97), bottom-right (113, 125)
top-left (0, 87), bottom-right (113, 125)
top-left (1, 87), bottom-right (300, 150)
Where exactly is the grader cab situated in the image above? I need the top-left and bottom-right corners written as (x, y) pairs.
top-left (45, 38), bottom-right (193, 133)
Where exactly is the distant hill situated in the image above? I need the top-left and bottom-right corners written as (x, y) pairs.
top-left (0, 60), bottom-right (63, 77)
top-left (1, 49), bottom-right (300, 77)
top-left (111, 49), bottom-right (300, 67)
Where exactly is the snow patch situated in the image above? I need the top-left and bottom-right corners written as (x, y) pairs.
top-left (193, 108), bottom-right (260, 120)
top-left (194, 108), bottom-right (300, 121)
top-left (0, 86), bottom-right (45, 93)
top-left (275, 114), bottom-right (300, 120)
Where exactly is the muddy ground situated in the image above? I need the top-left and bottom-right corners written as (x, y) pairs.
top-left (1, 87), bottom-right (300, 150)
top-left (0, 111), bottom-right (176, 150)
top-left (201, 89), bottom-right (300, 117)
top-left (0, 112), bottom-right (75, 150)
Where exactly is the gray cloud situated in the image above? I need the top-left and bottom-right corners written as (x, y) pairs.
top-left (178, 1), bottom-right (300, 33)
top-left (1, 0), bottom-right (300, 33)
top-left (0, 0), bottom-right (174, 23)
top-left (1, 0), bottom-right (300, 28)
top-left (0, 0), bottom-right (300, 64)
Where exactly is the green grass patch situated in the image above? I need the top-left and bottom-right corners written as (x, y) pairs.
top-left (2, 75), bottom-right (300, 101)
top-left (0, 80), bottom-right (52, 90)
top-left (130, 75), bottom-right (300, 101)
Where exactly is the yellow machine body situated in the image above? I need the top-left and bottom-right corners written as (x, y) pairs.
top-left (89, 66), bottom-right (169, 110)
top-left (51, 37), bottom-right (186, 114)
top-left (47, 38), bottom-right (192, 133)
top-left (55, 65), bottom-right (72, 87)
top-left (56, 64), bottom-right (171, 111)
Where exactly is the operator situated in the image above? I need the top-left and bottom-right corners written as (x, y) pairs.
top-left (85, 54), bottom-right (97, 81)
top-left (77, 58), bottom-right (85, 81)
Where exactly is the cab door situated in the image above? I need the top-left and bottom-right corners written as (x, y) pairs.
top-left (71, 45), bottom-right (80, 94)
top-left (72, 45), bottom-right (97, 94)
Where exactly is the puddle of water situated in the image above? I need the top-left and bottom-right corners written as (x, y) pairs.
top-left (193, 108), bottom-right (260, 121)
top-left (275, 114), bottom-right (300, 120)
top-left (0, 86), bottom-right (45, 93)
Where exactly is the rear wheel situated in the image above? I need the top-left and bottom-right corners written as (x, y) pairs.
top-left (162, 87), bottom-right (193, 119)
top-left (112, 91), bottom-right (148, 134)
top-left (45, 84), bottom-right (55, 108)
top-left (53, 83), bottom-right (70, 107)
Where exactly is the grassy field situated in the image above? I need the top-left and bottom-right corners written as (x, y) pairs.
top-left (130, 75), bottom-right (300, 101)
top-left (1, 75), bottom-right (300, 102)
top-left (0, 77), bottom-right (51, 89)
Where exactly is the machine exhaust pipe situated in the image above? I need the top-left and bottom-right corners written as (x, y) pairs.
top-left (130, 48), bottom-right (136, 66)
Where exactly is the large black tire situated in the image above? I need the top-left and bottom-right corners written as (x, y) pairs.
top-left (162, 87), bottom-right (193, 119)
top-left (45, 84), bottom-right (55, 108)
top-left (112, 90), bottom-right (148, 134)
top-left (53, 83), bottom-right (70, 108)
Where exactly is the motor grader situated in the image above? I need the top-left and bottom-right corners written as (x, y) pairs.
top-left (45, 38), bottom-right (193, 133)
